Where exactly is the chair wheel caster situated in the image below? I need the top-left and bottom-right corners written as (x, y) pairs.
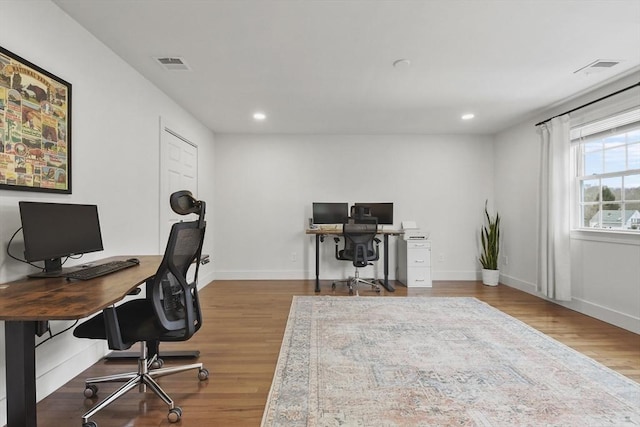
top-left (83, 384), bottom-right (98, 398)
top-left (198, 368), bottom-right (209, 380)
top-left (168, 406), bottom-right (183, 423)
top-left (375, 288), bottom-right (381, 293)
top-left (83, 421), bottom-right (98, 427)
top-left (150, 358), bottom-right (165, 369)
top-left (331, 283), bottom-right (336, 290)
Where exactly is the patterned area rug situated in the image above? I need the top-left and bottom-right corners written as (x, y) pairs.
top-left (261, 297), bottom-right (640, 427)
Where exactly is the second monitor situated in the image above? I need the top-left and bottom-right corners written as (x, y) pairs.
top-left (353, 202), bottom-right (394, 225)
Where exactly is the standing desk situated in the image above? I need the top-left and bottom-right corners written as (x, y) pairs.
top-left (306, 227), bottom-right (402, 293)
top-left (0, 255), bottom-right (161, 427)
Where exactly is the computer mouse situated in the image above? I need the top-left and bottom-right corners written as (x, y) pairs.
top-left (127, 258), bottom-right (140, 265)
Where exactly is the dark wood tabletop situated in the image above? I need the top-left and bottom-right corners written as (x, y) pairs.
top-left (305, 227), bottom-right (402, 235)
top-left (0, 255), bottom-right (161, 321)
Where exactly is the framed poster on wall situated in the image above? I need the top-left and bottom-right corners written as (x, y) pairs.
top-left (0, 46), bottom-right (72, 194)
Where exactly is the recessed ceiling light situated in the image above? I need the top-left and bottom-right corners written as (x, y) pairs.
top-left (462, 113), bottom-right (475, 120)
top-left (253, 112), bottom-right (266, 121)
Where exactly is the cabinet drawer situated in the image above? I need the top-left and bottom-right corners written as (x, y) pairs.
top-left (407, 249), bottom-right (430, 267)
top-left (407, 241), bottom-right (430, 250)
top-left (407, 267), bottom-right (431, 287)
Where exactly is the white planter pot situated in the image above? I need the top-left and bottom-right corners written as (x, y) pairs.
top-left (481, 269), bottom-right (500, 286)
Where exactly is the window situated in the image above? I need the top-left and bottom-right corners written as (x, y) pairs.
top-left (572, 108), bottom-right (640, 232)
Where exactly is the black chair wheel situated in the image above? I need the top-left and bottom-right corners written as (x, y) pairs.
top-left (168, 406), bottom-right (183, 423)
top-left (83, 422), bottom-right (98, 427)
top-left (375, 287), bottom-right (381, 293)
top-left (83, 384), bottom-right (98, 398)
top-left (198, 368), bottom-right (209, 381)
top-left (331, 283), bottom-right (336, 290)
top-left (151, 358), bottom-right (165, 369)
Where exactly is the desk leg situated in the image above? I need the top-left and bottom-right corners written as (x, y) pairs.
top-left (314, 234), bottom-right (321, 292)
top-left (5, 321), bottom-right (37, 427)
top-left (380, 234), bottom-right (395, 292)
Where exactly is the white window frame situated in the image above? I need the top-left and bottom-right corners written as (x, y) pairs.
top-left (571, 107), bottom-right (640, 234)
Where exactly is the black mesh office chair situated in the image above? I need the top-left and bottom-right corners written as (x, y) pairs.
top-left (73, 191), bottom-right (208, 427)
top-left (332, 216), bottom-right (381, 295)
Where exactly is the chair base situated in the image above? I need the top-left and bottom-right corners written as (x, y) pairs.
top-left (81, 343), bottom-right (208, 426)
top-left (332, 269), bottom-right (381, 296)
top-left (105, 349), bottom-right (200, 360)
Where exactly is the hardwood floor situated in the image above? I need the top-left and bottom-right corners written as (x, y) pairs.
top-left (36, 280), bottom-right (640, 427)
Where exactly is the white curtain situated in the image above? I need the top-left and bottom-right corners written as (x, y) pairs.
top-left (538, 115), bottom-right (572, 301)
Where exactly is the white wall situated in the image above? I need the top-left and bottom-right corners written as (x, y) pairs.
top-left (1, 2), bottom-right (637, 424)
top-left (0, 1), bottom-right (216, 424)
top-left (494, 72), bottom-right (640, 333)
top-left (213, 133), bottom-right (494, 281)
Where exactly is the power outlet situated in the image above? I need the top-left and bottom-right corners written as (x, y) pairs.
top-left (438, 253), bottom-right (445, 263)
top-left (290, 252), bottom-right (297, 262)
top-left (503, 255), bottom-right (508, 265)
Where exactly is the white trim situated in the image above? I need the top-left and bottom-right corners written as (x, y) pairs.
top-left (561, 297), bottom-right (640, 334)
top-left (212, 270), bottom-right (480, 281)
top-left (570, 229), bottom-right (640, 245)
top-left (500, 274), bottom-right (640, 334)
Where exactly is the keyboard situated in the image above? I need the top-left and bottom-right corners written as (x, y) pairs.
top-left (65, 260), bottom-right (139, 280)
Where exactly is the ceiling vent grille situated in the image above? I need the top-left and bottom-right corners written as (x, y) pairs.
top-left (574, 59), bottom-right (620, 75)
top-left (154, 57), bottom-right (191, 71)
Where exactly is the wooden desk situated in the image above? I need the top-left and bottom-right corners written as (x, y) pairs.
top-left (306, 227), bottom-right (402, 293)
top-left (0, 255), bottom-right (161, 427)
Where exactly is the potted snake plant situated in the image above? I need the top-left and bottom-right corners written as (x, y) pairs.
top-left (479, 201), bottom-right (500, 286)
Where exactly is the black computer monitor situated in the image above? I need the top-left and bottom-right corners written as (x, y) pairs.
top-left (19, 201), bottom-right (104, 277)
top-left (353, 202), bottom-right (394, 225)
top-left (312, 202), bottom-right (349, 224)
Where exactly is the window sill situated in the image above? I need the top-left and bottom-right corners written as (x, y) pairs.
top-left (570, 229), bottom-right (640, 246)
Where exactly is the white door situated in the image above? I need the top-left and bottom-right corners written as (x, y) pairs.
top-left (159, 120), bottom-right (198, 252)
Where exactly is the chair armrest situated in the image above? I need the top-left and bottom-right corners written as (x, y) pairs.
top-left (102, 306), bottom-right (130, 351)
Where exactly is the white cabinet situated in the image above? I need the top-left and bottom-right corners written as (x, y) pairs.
top-left (397, 239), bottom-right (432, 287)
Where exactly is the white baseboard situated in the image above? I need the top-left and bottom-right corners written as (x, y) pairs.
top-left (500, 273), bottom-right (640, 334)
top-left (213, 269), bottom-right (483, 282)
top-left (559, 297), bottom-right (640, 334)
top-left (0, 340), bottom-right (107, 427)
top-left (35, 341), bottom-right (107, 401)
top-left (198, 270), bottom-right (216, 288)
top-left (214, 270), bottom-right (321, 280)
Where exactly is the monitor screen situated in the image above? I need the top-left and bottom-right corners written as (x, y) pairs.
top-left (312, 202), bottom-right (349, 224)
top-left (353, 202), bottom-right (394, 225)
top-left (19, 201), bottom-right (104, 275)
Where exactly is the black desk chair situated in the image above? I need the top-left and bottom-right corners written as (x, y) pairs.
top-left (332, 218), bottom-right (381, 295)
top-left (74, 191), bottom-right (208, 427)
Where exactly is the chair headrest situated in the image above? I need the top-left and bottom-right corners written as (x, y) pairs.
top-left (170, 190), bottom-right (204, 217)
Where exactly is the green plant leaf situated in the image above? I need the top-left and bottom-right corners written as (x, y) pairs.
top-left (479, 201), bottom-right (500, 270)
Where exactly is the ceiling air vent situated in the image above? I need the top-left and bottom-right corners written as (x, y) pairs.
top-left (574, 59), bottom-right (620, 75)
top-left (154, 57), bottom-right (191, 71)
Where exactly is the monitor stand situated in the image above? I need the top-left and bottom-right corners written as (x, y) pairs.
top-left (26, 258), bottom-right (83, 278)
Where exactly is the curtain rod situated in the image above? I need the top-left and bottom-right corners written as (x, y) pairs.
top-left (534, 81), bottom-right (640, 127)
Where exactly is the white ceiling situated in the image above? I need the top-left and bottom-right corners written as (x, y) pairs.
top-left (52, 0), bottom-right (640, 135)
